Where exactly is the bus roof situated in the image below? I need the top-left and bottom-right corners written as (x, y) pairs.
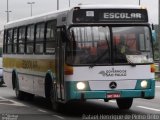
top-left (4, 4), bottom-right (147, 29)
top-left (76, 4), bottom-right (145, 9)
top-left (4, 8), bottom-right (69, 29)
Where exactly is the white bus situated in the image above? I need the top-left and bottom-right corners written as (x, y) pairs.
top-left (3, 4), bottom-right (155, 111)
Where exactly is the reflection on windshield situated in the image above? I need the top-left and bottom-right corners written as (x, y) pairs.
top-left (113, 26), bottom-right (153, 63)
top-left (126, 55), bottom-right (153, 64)
top-left (66, 26), bottom-right (111, 65)
top-left (66, 26), bottom-right (153, 65)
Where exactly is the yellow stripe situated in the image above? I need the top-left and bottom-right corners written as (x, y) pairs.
top-left (3, 57), bottom-right (56, 73)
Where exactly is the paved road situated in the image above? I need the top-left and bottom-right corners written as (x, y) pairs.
top-left (0, 82), bottom-right (160, 120)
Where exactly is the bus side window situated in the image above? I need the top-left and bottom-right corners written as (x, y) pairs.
top-left (18, 27), bottom-right (26, 54)
top-left (7, 29), bottom-right (13, 54)
top-left (35, 23), bottom-right (45, 54)
top-left (13, 28), bottom-right (18, 54)
top-left (45, 20), bottom-right (56, 54)
top-left (26, 25), bottom-right (34, 54)
top-left (3, 30), bottom-right (7, 54)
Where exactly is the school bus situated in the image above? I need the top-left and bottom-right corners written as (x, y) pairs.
top-left (3, 4), bottom-right (155, 111)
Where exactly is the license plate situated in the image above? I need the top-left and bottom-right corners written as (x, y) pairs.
top-left (107, 93), bottom-right (120, 99)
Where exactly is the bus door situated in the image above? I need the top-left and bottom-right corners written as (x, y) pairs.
top-left (56, 27), bottom-right (65, 101)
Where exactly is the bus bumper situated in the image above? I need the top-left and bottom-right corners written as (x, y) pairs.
top-left (65, 80), bottom-right (155, 101)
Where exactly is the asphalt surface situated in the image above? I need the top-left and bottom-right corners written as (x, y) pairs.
top-left (0, 82), bottom-right (160, 120)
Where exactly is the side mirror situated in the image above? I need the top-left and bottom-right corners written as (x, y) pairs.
top-left (151, 24), bottom-right (156, 42)
top-left (152, 30), bottom-right (156, 42)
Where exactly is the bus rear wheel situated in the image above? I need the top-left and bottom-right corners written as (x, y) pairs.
top-left (116, 98), bottom-right (133, 109)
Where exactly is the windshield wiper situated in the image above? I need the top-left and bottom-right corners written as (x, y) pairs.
top-left (128, 62), bottom-right (137, 67)
top-left (89, 36), bottom-right (110, 68)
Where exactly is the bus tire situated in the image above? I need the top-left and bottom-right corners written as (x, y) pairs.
top-left (116, 98), bottom-right (133, 110)
top-left (104, 99), bottom-right (109, 102)
top-left (50, 83), bottom-right (62, 112)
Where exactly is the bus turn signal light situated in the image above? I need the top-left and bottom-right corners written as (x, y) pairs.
top-left (150, 64), bottom-right (155, 73)
top-left (64, 65), bottom-right (73, 75)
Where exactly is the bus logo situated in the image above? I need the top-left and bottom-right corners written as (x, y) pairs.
top-left (109, 82), bottom-right (117, 89)
top-left (98, 68), bottom-right (127, 77)
top-left (98, 71), bottom-right (106, 77)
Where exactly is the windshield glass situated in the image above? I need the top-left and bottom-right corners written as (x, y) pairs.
top-left (66, 26), bottom-right (153, 65)
top-left (113, 26), bottom-right (153, 64)
top-left (66, 26), bottom-right (111, 65)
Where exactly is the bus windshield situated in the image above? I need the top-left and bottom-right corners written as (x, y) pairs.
top-left (113, 26), bottom-right (153, 64)
top-left (66, 26), bottom-right (153, 65)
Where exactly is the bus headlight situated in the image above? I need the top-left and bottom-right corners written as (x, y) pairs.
top-left (77, 82), bottom-right (86, 90)
top-left (141, 80), bottom-right (148, 88)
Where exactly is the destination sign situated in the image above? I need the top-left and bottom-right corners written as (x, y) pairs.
top-left (73, 9), bottom-right (148, 23)
top-left (103, 13), bottom-right (141, 19)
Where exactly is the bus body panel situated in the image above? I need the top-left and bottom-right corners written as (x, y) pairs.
top-left (3, 71), bottom-right (12, 88)
top-left (64, 65), bottom-right (155, 101)
top-left (3, 69), bottom-right (46, 97)
top-left (65, 79), bottom-right (155, 101)
top-left (3, 54), bottom-right (56, 97)
top-left (65, 65), bottom-right (154, 81)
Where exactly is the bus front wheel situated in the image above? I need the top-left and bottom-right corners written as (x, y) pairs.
top-left (116, 98), bottom-right (133, 109)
